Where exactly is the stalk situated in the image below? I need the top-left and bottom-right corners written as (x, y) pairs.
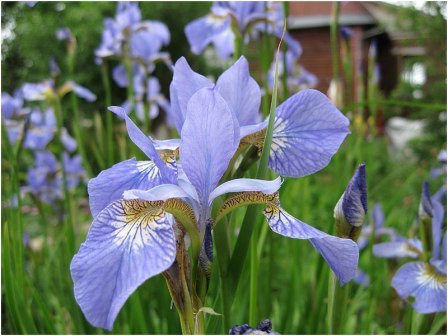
top-left (101, 62), bottom-right (114, 166)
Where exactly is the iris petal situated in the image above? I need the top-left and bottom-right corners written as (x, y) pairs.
top-left (208, 177), bottom-right (282, 205)
top-left (392, 262), bottom-right (447, 313)
top-left (431, 198), bottom-right (445, 260)
top-left (70, 199), bottom-right (176, 330)
top-left (185, 15), bottom-right (231, 55)
top-left (216, 56), bottom-right (262, 126)
top-left (169, 57), bottom-right (213, 133)
top-left (108, 106), bottom-right (176, 184)
top-left (180, 88), bottom-right (239, 210)
top-left (269, 89), bottom-right (350, 177)
top-left (373, 239), bottom-right (422, 259)
top-left (88, 158), bottom-right (163, 217)
top-left (264, 205), bottom-right (358, 285)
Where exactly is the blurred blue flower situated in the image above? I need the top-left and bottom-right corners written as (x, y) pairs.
top-left (71, 70), bottom-right (357, 329)
top-left (22, 79), bottom-right (96, 102)
top-left (357, 203), bottom-right (398, 250)
top-left (24, 151), bottom-right (63, 204)
top-left (185, 1), bottom-right (301, 60)
top-left (23, 108), bottom-right (56, 150)
top-left (56, 27), bottom-right (74, 41)
top-left (23, 150), bottom-right (86, 204)
top-left (430, 149), bottom-right (447, 179)
top-left (374, 182), bottom-right (447, 313)
top-left (2, 90), bottom-right (31, 144)
top-left (339, 26), bottom-right (353, 41)
top-left (113, 64), bottom-right (170, 121)
top-left (95, 1), bottom-right (170, 68)
top-left (64, 153), bottom-right (87, 190)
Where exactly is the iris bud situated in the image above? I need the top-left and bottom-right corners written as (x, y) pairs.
top-left (334, 163), bottom-right (367, 241)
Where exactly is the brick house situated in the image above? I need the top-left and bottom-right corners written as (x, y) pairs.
top-left (287, 1), bottom-right (423, 98)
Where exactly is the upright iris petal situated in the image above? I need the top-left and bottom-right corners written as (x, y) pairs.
top-left (215, 56), bottom-right (262, 126)
top-left (180, 87), bottom-right (239, 213)
top-left (169, 57), bottom-right (213, 133)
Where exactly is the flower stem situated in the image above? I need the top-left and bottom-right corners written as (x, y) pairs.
top-left (101, 62), bottom-right (114, 166)
top-left (327, 272), bottom-right (349, 334)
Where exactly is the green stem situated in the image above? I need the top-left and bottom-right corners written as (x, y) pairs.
top-left (54, 98), bottom-right (75, 255)
top-left (327, 273), bottom-right (349, 334)
top-left (249, 229), bottom-right (258, 326)
top-left (71, 93), bottom-right (93, 177)
top-left (233, 30), bottom-right (243, 61)
top-left (101, 62), bottom-right (114, 166)
top-left (330, 2), bottom-right (341, 81)
top-left (418, 218), bottom-right (430, 262)
top-left (327, 272), bottom-right (336, 334)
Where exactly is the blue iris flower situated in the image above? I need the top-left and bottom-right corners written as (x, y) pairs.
top-left (185, 1), bottom-right (301, 60)
top-left (374, 182), bottom-right (447, 313)
top-left (71, 57), bottom-right (358, 330)
top-left (23, 151), bottom-right (86, 204)
top-left (22, 79), bottom-right (96, 102)
top-left (95, 1), bottom-right (170, 67)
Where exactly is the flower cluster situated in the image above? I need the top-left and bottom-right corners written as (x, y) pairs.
top-left (185, 1), bottom-right (301, 60)
top-left (373, 181), bottom-right (447, 313)
top-left (96, 1), bottom-right (171, 121)
top-left (70, 55), bottom-right (360, 330)
top-left (1, 58), bottom-right (91, 204)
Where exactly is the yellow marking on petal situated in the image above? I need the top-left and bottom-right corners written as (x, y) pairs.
top-left (215, 191), bottom-right (279, 224)
top-left (422, 264), bottom-right (447, 285)
top-left (116, 199), bottom-right (165, 230)
top-left (164, 198), bottom-right (197, 232)
top-left (239, 128), bottom-right (267, 155)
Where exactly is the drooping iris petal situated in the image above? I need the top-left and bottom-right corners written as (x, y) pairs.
top-left (169, 57), bottom-right (213, 133)
top-left (264, 205), bottom-right (358, 285)
top-left (208, 177), bottom-right (282, 205)
top-left (88, 158), bottom-right (163, 217)
top-left (108, 106), bottom-right (176, 184)
top-left (66, 81), bottom-right (97, 102)
top-left (215, 56), bottom-right (261, 126)
top-left (211, 29), bottom-right (235, 60)
top-left (61, 128), bottom-right (77, 152)
top-left (373, 239), bottom-right (422, 259)
top-left (185, 15), bottom-right (231, 55)
top-left (392, 261), bottom-right (447, 313)
top-left (353, 269), bottom-right (370, 287)
top-left (180, 88), bottom-right (239, 209)
top-left (70, 199), bottom-right (176, 330)
top-left (269, 89), bottom-right (350, 177)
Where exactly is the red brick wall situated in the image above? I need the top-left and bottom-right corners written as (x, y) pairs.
top-left (291, 27), bottom-right (333, 93)
top-left (289, 1), bottom-right (371, 17)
